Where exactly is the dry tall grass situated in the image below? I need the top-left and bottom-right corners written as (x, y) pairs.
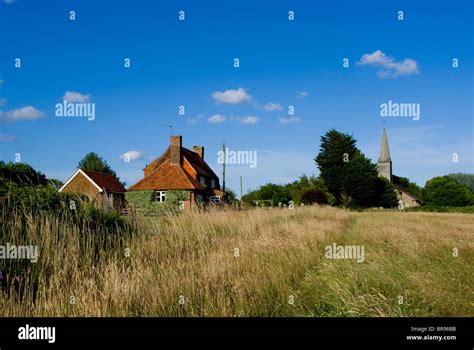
top-left (1, 206), bottom-right (472, 316)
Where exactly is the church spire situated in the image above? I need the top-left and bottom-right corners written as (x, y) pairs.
top-left (378, 127), bottom-right (391, 162)
top-left (377, 127), bottom-right (392, 182)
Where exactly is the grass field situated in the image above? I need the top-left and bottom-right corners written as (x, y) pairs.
top-left (1, 205), bottom-right (473, 316)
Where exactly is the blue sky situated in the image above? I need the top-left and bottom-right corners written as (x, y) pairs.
top-left (1, 0), bottom-right (472, 194)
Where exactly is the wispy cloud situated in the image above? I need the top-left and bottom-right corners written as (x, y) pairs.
top-left (357, 50), bottom-right (419, 78)
top-left (0, 79), bottom-right (5, 86)
top-left (0, 106), bottom-right (45, 122)
top-left (0, 134), bottom-right (16, 142)
top-left (239, 116), bottom-right (259, 125)
top-left (187, 114), bottom-right (204, 125)
top-left (4, 0), bottom-right (15, 4)
top-left (263, 102), bottom-right (283, 112)
top-left (120, 150), bottom-right (142, 162)
top-left (212, 87), bottom-right (251, 105)
top-left (297, 91), bottom-right (308, 99)
top-left (62, 91), bottom-right (91, 103)
top-left (0, 98), bottom-right (7, 107)
top-left (208, 114), bottom-right (227, 123)
top-left (279, 116), bottom-right (301, 124)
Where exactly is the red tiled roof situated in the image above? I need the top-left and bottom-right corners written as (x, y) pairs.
top-left (182, 148), bottom-right (218, 178)
top-left (83, 170), bottom-right (126, 193)
top-left (128, 146), bottom-right (219, 191)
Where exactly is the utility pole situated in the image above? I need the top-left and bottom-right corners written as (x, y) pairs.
top-left (240, 175), bottom-right (243, 207)
top-left (222, 143), bottom-right (226, 195)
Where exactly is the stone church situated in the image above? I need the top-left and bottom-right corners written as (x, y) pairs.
top-left (377, 128), bottom-right (421, 209)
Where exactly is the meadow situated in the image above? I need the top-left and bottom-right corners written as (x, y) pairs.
top-left (1, 205), bottom-right (473, 317)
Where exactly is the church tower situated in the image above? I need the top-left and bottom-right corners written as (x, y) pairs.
top-left (377, 127), bottom-right (392, 182)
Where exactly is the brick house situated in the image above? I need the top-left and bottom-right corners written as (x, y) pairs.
top-left (128, 135), bottom-right (224, 209)
top-left (59, 169), bottom-right (127, 210)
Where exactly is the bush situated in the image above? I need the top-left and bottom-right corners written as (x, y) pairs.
top-left (301, 189), bottom-right (328, 205)
top-left (125, 190), bottom-right (190, 215)
top-left (374, 177), bottom-right (398, 208)
top-left (422, 176), bottom-right (473, 207)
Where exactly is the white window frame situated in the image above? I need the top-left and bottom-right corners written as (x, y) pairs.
top-left (155, 190), bottom-right (166, 203)
top-left (210, 196), bottom-right (221, 203)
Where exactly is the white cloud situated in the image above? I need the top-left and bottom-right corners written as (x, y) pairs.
top-left (263, 102), bottom-right (283, 112)
top-left (357, 50), bottom-right (419, 78)
top-left (208, 114), bottom-right (227, 123)
top-left (279, 116), bottom-right (301, 124)
top-left (212, 87), bottom-right (251, 105)
top-left (0, 79), bottom-right (5, 86)
top-left (0, 98), bottom-right (7, 107)
top-left (120, 150), bottom-right (142, 162)
top-left (4, 0), bottom-right (15, 4)
top-left (239, 116), bottom-right (259, 125)
top-left (0, 106), bottom-right (44, 122)
top-left (0, 134), bottom-right (15, 142)
top-left (187, 114), bottom-right (204, 125)
top-left (297, 91), bottom-right (308, 99)
top-left (62, 91), bottom-right (91, 103)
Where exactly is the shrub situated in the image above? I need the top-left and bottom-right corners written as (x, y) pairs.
top-left (422, 176), bottom-right (473, 207)
top-left (301, 189), bottom-right (328, 205)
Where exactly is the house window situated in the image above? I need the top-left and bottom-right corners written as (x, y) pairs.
top-left (199, 176), bottom-right (206, 185)
top-left (196, 194), bottom-right (203, 203)
top-left (210, 196), bottom-right (220, 203)
top-left (210, 179), bottom-right (215, 189)
top-left (155, 191), bottom-right (166, 202)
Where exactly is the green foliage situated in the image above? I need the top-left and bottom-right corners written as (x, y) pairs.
top-left (0, 161), bottom-right (48, 193)
top-left (374, 177), bottom-right (398, 208)
top-left (341, 153), bottom-right (379, 208)
top-left (225, 189), bottom-right (237, 202)
top-left (393, 175), bottom-right (422, 199)
top-left (315, 129), bottom-right (358, 202)
top-left (242, 183), bottom-right (291, 206)
top-left (243, 175), bottom-right (335, 207)
top-left (448, 173), bottom-right (474, 192)
top-left (301, 189), bottom-right (328, 205)
top-left (77, 152), bottom-right (125, 186)
top-left (422, 176), bottom-right (473, 207)
top-left (125, 190), bottom-right (190, 215)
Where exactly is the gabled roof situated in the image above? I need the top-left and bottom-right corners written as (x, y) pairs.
top-left (128, 145), bottom-right (219, 191)
top-left (394, 185), bottom-right (421, 202)
top-left (128, 160), bottom-right (204, 191)
top-left (83, 170), bottom-right (126, 193)
top-left (59, 169), bottom-right (126, 193)
top-left (182, 148), bottom-right (218, 178)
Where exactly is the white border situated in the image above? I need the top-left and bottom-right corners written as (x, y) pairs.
top-left (58, 169), bottom-right (103, 193)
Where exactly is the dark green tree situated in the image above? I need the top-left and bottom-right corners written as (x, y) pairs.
top-left (315, 129), bottom-right (358, 202)
top-left (448, 173), bottom-right (474, 192)
top-left (301, 189), bottom-right (328, 205)
top-left (422, 176), bottom-right (473, 207)
top-left (77, 152), bottom-right (124, 186)
top-left (0, 161), bottom-right (48, 188)
top-left (374, 177), bottom-right (398, 208)
top-left (341, 153), bottom-right (379, 208)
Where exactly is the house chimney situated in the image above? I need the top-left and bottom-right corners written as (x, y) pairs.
top-left (193, 146), bottom-right (204, 160)
top-left (170, 135), bottom-right (182, 165)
